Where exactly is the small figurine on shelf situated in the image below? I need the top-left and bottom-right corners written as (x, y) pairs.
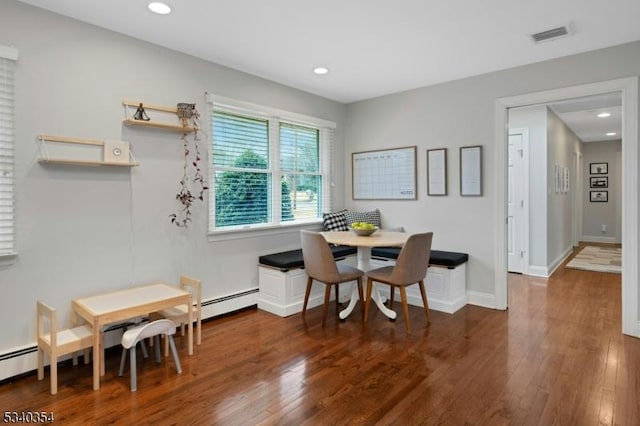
top-left (133, 103), bottom-right (150, 121)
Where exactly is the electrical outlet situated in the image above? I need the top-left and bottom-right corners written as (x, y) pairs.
top-left (602, 224), bottom-right (607, 233)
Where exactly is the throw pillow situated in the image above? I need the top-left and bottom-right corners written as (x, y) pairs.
top-left (323, 209), bottom-right (348, 231)
top-left (345, 209), bottom-right (382, 228)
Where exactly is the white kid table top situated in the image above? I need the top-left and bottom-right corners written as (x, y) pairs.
top-left (72, 282), bottom-right (193, 390)
top-left (320, 230), bottom-right (409, 320)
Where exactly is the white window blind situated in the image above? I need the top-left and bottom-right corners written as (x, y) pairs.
top-left (208, 95), bottom-right (335, 233)
top-left (0, 46), bottom-right (17, 257)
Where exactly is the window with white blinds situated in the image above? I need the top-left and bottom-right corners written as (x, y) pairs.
top-left (0, 46), bottom-right (17, 257)
top-left (209, 96), bottom-right (335, 233)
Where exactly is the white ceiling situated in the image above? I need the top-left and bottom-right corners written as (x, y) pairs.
top-left (15, 0), bottom-right (636, 142)
top-left (549, 93), bottom-right (622, 142)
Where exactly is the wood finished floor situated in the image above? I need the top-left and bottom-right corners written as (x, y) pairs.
top-left (2, 256), bottom-right (639, 425)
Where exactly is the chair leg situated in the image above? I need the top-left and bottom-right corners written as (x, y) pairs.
top-left (399, 286), bottom-right (411, 333)
top-left (334, 284), bottom-right (340, 311)
top-left (418, 280), bottom-right (430, 323)
top-left (321, 284), bottom-right (332, 326)
top-left (164, 333), bottom-right (170, 357)
top-left (129, 346), bottom-right (137, 392)
top-left (50, 355), bottom-right (57, 395)
top-left (356, 278), bottom-right (364, 320)
top-left (37, 348), bottom-right (44, 381)
top-left (302, 277), bottom-right (313, 318)
top-left (154, 335), bottom-right (162, 362)
top-left (196, 316), bottom-right (202, 346)
top-left (140, 339), bottom-right (149, 359)
top-left (118, 348), bottom-right (127, 377)
top-left (364, 277), bottom-right (374, 321)
top-left (167, 335), bottom-right (183, 374)
top-left (389, 287), bottom-right (395, 309)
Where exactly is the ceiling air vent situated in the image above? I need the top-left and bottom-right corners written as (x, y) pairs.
top-left (530, 26), bottom-right (570, 43)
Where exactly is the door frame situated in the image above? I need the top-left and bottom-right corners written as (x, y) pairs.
top-left (507, 127), bottom-right (530, 275)
top-left (493, 77), bottom-right (639, 337)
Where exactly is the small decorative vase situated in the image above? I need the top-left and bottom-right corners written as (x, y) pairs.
top-left (177, 103), bottom-right (196, 126)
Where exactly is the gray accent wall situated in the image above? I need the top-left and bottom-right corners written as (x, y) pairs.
top-left (582, 140), bottom-right (622, 243)
top-left (0, 1), bottom-right (346, 352)
top-left (1, 0), bottom-right (640, 363)
top-left (345, 41), bottom-right (640, 296)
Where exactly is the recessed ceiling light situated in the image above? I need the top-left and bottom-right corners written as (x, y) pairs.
top-left (148, 2), bottom-right (171, 14)
top-left (313, 67), bottom-right (329, 75)
top-left (606, 132), bottom-right (617, 136)
top-left (597, 112), bottom-right (611, 118)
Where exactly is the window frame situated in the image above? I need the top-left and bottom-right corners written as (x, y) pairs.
top-left (206, 94), bottom-right (335, 239)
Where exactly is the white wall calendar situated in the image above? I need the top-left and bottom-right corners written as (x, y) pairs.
top-left (352, 146), bottom-right (417, 200)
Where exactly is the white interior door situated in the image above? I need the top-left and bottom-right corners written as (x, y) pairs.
top-left (508, 131), bottom-right (526, 273)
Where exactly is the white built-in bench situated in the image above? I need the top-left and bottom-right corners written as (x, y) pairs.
top-left (257, 246), bottom-right (468, 317)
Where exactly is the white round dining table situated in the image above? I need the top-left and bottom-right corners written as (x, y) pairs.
top-left (320, 230), bottom-right (409, 320)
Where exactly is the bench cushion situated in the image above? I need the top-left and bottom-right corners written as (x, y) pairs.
top-left (371, 247), bottom-right (468, 269)
top-left (259, 245), bottom-right (357, 271)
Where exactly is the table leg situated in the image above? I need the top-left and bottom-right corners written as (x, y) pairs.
top-left (92, 318), bottom-right (100, 390)
top-left (338, 246), bottom-right (397, 320)
top-left (187, 295), bottom-right (193, 356)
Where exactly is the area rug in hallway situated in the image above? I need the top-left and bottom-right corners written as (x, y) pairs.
top-left (565, 245), bottom-right (622, 273)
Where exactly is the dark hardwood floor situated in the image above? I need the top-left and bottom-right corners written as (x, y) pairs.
top-left (2, 256), bottom-right (638, 425)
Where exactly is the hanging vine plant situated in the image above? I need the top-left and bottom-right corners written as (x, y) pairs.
top-left (169, 103), bottom-right (208, 227)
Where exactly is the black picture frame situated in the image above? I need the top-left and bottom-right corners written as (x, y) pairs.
top-left (590, 162), bottom-right (608, 175)
top-left (590, 176), bottom-right (608, 188)
top-left (590, 190), bottom-right (608, 202)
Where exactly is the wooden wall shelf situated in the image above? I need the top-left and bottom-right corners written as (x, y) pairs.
top-left (122, 100), bottom-right (195, 133)
top-left (38, 134), bottom-right (139, 167)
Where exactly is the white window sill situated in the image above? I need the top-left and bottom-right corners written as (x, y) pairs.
top-left (208, 220), bottom-right (323, 242)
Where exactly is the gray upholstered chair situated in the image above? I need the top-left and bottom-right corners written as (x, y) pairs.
top-left (364, 232), bottom-right (433, 332)
top-left (300, 230), bottom-right (364, 325)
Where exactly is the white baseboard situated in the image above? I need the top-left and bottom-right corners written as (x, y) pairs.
top-left (257, 293), bottom-right (328, 317)
top-left (548, 246), bottom-right (573, 276)
top-left (466, 290), bottom-right (497, 310)
top-left (527, 265), bottom-right (549, 278)
top-left (0, 288), bottom-right (259, 383)
top-left (582, 235), bottom-right (619, 244)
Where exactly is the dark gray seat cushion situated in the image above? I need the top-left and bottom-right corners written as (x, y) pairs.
top-left (259, 245), bottom-right (357, 272)
top-left (371, 247), bottom-right (468, 269)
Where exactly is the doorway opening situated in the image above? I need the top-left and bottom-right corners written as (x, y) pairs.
top-left (494, 77), bottom-right (639, 337)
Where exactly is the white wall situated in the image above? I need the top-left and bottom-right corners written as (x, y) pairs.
top-left (508, 105), bottom-right (547, 271)
top-left (345, 41), bottom-right (640, 302)
top-left (0, 1), bottom-right (346, 356)
top-left (582, 140), bottom-right (622, 243)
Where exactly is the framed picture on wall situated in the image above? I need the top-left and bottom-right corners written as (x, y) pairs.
top-left (590, 190), bottom-right (608, 202)
top-left (427, 148), bottom-right (447, 196)
top-left (460, 145), bottom-right (482, 196)
top-left (590, 176), bottom-right (608, 188)
top-left (590, 162), bottom-right (608, 174)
